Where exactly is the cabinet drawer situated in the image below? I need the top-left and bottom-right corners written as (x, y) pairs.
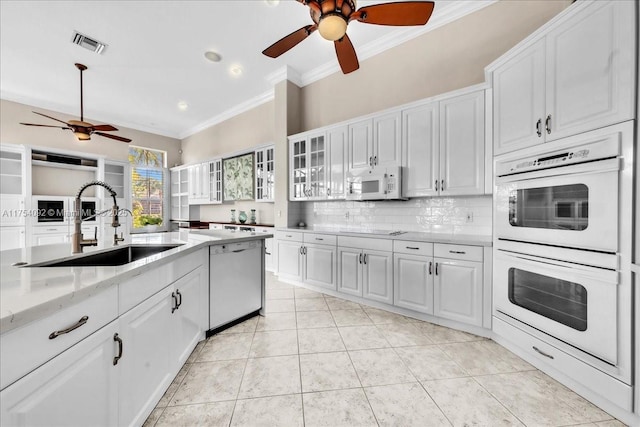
top-left (304, 233), bottom-right (337, 246)
top-left (0, 285), bottom-right (118, 390)
top-left (393, 240), bottom-right (433, 256)
top-left (338, 236), bottom-right (393, 252)
top-left (253, 227), bottom-right (274, 235)
top-left (32, 225), bottom-right (68, 234)
top-left (493, 317), bottom-right (632, 411)
top-left (275, 231), bottom-right (303, 242)
top-left (434, 243), bottom-right (483, 262)
top-left (208, 223), bottom-right (222, 230)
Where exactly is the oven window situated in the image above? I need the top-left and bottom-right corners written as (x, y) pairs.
top-left (37, 200), bottom-right (65, 223)
top-left (509, 184), bottom-right (588, 230)
top-left (508, 268), bottom-right (587, 331)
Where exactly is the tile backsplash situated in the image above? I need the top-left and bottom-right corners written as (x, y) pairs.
top-left (300, 196), bottom-right (492, 235)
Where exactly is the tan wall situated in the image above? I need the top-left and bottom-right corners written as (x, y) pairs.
top-left (300, 0), bottom-right (571, 130)
top-left (0, 99), bottom-right (181, 166)
top-left (180, 101), bottom-right (276, 224)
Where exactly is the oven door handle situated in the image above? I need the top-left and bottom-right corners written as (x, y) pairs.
top-left (495, 158), bottom-right (620, 184)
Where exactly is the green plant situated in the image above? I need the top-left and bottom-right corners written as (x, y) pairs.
top-left (139, 215), bottom-right (163, 227)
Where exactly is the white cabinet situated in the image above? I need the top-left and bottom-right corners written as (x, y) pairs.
top-left (393, 241), bottom-right (435, 314)
top-left (433, 244), bottom-right (484, 327)
top-left (276, 232), bottom-right (304, 281)
top-left (1, 146), bottom-right (27, 247)
top-left (0, 227), bottom-right (25, 251)
top-left (208, 159), bottom-right (223, 204)
top-left (303, 234), bottom-right (338, 291)
top-left (118, 286), bottom-right (175, 427)
top-left (173, 267), bottom-right (208, 365)
top-left (0, 321), bottom-right (119, 427)
top-left (401, 90), bottom-right (484, 197)
top-left (170, 167), bottom-right (193, 221)
top-left (0, 195), bottom-right (25, 227)
top-left (289, 132), bottom-right (327, 200)
top-left (0, 146), bottom-right (25, 197)
top-left (326, 126), bottom-right (347, 199)
top-left (402, 103), bottom-right (439, 197)
top-left (255, 146), bottom-right (275, 202)
top-left (492, 0), bottom-right (635, 155)
top-left (31, 225), bottom-right (69, 246)
top-left (103, 160), bottom-right (131, 239)
top-left (337, 236), bottom-right (393, 303)
top-left (348, 113), bottom-right (401, 174)
top-left (187, 160), bottom-right (222, 205)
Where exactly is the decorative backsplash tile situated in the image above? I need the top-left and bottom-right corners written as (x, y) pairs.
top-left (299, 196), bottom-right (492, 235)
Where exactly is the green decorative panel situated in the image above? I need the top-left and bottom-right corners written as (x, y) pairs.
top-left (223, 153), bottom-right (254, 201)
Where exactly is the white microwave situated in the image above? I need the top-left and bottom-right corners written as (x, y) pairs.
top-left (345, 166), bottom-right (406, 201)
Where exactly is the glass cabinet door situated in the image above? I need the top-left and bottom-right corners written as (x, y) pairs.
top-left (291, 139), bottom-right (307, 200)
top-left (308, 135), bottom-right (326, 199)
top-left (255, 146), bottom-right (275, 202)
top-left (208, 159), bottom-right (222, 203)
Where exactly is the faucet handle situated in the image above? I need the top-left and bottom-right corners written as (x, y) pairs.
top-left (94, 226), bottom-right (98, 240)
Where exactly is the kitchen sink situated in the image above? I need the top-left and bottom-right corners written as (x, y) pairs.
top-left (27, 244), bottom-right (184, 267)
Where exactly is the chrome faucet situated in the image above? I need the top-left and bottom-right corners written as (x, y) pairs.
top-left (72, 181), bottom-right (119, 253)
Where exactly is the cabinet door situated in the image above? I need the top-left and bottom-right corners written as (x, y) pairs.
top-left (0, 195), bottom-right (25, 226)
top-left (32, 231), bottom-right (68, 246)
top-left (277, 240), bottom-right (303, 281)
top-left (402, 103), bottom-right (439, 197)
top-left (118, 286), bottom-right (175, 427)
top-left (308, 133), bottom-right (327, 199)
top-left (373, 112), bottom-right (401, 168)
top-left (347, 119), bottom-right (373, 173)
top-left (0, 227), bottom-right (25, 251)
top-left (338, 248), bottom-right (362, 297)
top-left (290, 138), bottom-right (308, 200)
top-left (255, 148), bottom-right (275, 202)
top-left (326, 126), bottom-right (347, 199)
top-left (434, 259), bottom-right (482, 327)
top-left (362, 250), bottom-right (393, 304)
top-left (0, 148), bottom-right (24, 196)
top-left (492, 39), bottom-right (546, 155)
top-left (173, 267), bottom-right (206, 366)
top-left (545, 0), bottom-right (635, 142)
top-left (188, 164), bottom-right (199, 204)
top-left (439, 91), bottom-right (485, 196)
top-left (0, 322), bottom-right (119, 427)
top-left (394, 254), bottom-right (433, 314)
top-left (208, 159), bottom-right (223, 203)
top-left (304, 243), bottom-right (337, 290)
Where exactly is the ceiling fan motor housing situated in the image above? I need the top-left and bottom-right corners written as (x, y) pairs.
top-left (312, 0), bottom-right (356, 41)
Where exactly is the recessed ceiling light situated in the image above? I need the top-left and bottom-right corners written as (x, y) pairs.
top-left (265, 0), bottom-right (280, 6)
top-left (177, 101), bottom-right (188, 111)
top-left (229, 65), bottom-right (243, 77)
top-left (204, 51), bottom-right (222, 62)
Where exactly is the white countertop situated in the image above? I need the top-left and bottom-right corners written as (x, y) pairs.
top-left (277, 226), bottom-right (493, 247)
top-left (0, 230), bottom-right (271, 334)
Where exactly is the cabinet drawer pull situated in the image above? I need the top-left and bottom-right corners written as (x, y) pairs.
top-left (315, 237), bottom-right (324, 241)
top-left (545, 115), bottom-right (552, 134)
top-left (449, 250), bottom-right (466, 254)
top-left (363, 254), bottom-right (367, 264)
top-left (533, 346), bottom-right (554, 360)
top-left (359, 253), bottom-right (362, 264)
top-left (286, 234), bottom-right (292, 238)
top-left (406, 246), bottom-right (420, 250)
top-left (113, 333), bottom-right (123, 366)
top-left (428, 261), bottom-right (433, 275)
top-left (536, 118), bottom-right (542, 137)
top-left (171, 292), bottom-right (179, 313)
top-left (49, 315), bottom-right (89, 339)
top-left (435, 262), bottom-right (439, 275)
top-left (176, 290), bottom-right (183, 309)
top-left (441, 180), bottom-right (445, 191)
top-left (232, 249), bottom-right (246, 253)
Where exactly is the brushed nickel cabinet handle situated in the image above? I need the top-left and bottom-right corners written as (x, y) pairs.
top-left (449, 250), bottom-right (466, 254)
top-left (171, 292), bottom-right (178, 313)
top-left (359, 253), bottom-right (362, 264)
top-left (49, 316), bottom-right (89, 339)
top-left (176, 290), bottom-right (183, 309)
top-left (315, 237), bottom-right (324, 241)
top-left (533, 346), bottom-right (554, 359)
top-left (441, 180), bottom-right (445, 192)
top-left (545, 115), bottom-right (552, 134)
top-left (435, 262), bottom-right (439, 275)
top-left (536, 118), bottom-right (542, 137)
top-left (428, 261), bottom-right (433, 275)
top-left (113, 333), bottom-right (123, 366)
top-left (406, 246), bottom-right (420, 250)
top-left (363, 254), bottom-right (367, 264)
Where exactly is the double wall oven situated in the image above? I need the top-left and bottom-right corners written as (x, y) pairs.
top-left (493, 122), bottom-right (633, 386)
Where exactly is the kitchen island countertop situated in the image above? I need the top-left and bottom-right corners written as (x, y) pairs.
top-left (0, 229), bottom-right (271, 334)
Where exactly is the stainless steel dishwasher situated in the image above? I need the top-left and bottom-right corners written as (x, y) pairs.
top-left (209, 240), bottom-right (263, 331)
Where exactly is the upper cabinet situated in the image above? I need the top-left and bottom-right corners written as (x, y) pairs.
top-left (402, 89), bottom-right (485, 197)
top-left (347, 112), bottom-right (401, 174)
top-left (255, 145), bottom-right (274, 202)
top-left (491, 0), bottom-right (635, 155)
top-left (290, 132), bottom-right (326, 201)
top-left (187, 159), bottom-right (222, 205)
top-left (326, 126), bottom-right (347, 200)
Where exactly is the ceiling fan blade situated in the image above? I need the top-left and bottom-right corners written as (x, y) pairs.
top-left (334, 34), bottom-right (359, 74)
top-left (262, 25), bottom-right (317, 58)
top-left (20, 123), bottom-right (70, 129)
top-left (32, 111), bottom-right (71, 126)
top-left (92, 124), bottom-right (119, 132)
top-left (95, 132), bottom-right (131, 143)
top-left (355, 1), bottom-right (435, 26)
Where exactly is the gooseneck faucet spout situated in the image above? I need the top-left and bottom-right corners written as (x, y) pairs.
top-left (72, 181), bottom-right (119, 254)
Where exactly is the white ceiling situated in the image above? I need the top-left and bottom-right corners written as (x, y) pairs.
top-left (0, 0), bottom-right (494, 140)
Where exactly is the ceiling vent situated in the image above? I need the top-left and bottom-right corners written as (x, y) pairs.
top-left (71, 31), bottom-right (107, 54)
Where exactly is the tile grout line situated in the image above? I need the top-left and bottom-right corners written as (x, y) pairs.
top-left (227, 317), bottom-right (258, 426)
top-left (469, 374), bottom-right (529, 426)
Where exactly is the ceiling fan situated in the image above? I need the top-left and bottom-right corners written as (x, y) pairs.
top-left (263, 0), bottom-right (435, 74)
top-left (20, 63), bottom-right (131, 143)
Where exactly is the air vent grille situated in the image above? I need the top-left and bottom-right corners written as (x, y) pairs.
top-left (71, 31), bottom-right (107, 54)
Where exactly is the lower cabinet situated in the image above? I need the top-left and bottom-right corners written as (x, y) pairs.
top-left (0, 227), bottom-right (25, 251)
top-left (433, 258), bottom-right (483, 326)
top-left (304, 242), bottom-right (337, 290)
top-left (0, 321), bottom-right (119, 427)
top-left (277, 239), bottom-right (303, 281)
top-left (394, 252), bottom-right (434, 314)
top-left (173, 267), bottom-right (208, 365)
top-left (338, 244), bottom-right (393, 304)
top-left (337, 247), bottom-right (364, 297)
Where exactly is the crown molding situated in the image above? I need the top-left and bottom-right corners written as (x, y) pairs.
top-left (300, 0), bottom-right (497, 86)
top-left (179, 89), bottom-right (274, 140)
top-left (1, 90), bottom-right (180, 139)
top-left (266, 65), bottom-right (302, 87)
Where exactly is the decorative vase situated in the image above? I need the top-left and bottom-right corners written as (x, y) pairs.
top-left (250, 209), bottom-right (257, 224)
top-left (238, 211), bottom-right (248, 224)
top-left (230, 209), bottom-right (236, 223)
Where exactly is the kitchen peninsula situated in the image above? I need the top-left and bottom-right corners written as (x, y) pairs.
top-left (0, 229), bottom-right (270, 426)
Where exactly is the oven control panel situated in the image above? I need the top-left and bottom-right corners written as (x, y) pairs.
top-left (514, 150), bottom-right (589, 171)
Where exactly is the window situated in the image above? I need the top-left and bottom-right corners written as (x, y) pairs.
top-left (129, 146), bottom-right (167, 231)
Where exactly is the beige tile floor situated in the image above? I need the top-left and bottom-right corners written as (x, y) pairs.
top-left (143, 272), bottom-right (626, 427)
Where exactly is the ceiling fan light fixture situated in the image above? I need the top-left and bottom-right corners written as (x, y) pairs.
top-left (74, 131), bottom-right (91, 141)
top-left (318, 13), bottom-right (348, 41)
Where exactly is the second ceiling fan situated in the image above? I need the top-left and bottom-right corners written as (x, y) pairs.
top-left (263, 0), bottom-right (435, 74)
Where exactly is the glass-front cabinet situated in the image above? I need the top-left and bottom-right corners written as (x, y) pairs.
top-left (255, 145), bottom-right (274, 202)
top-left (289, 132), bottom-right (326, 201)
top-left (208, 159), bottom-right (223, 204)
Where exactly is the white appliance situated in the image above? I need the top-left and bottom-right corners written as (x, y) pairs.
top-left (209, 240), bottom-right (263, 331)
top-left (345, 166), bottom-right (405, 201)
top-left (495, 131), bottom-right (620, 253)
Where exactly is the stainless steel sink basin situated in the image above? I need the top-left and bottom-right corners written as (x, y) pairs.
top-left (27, 244), bottom-right (184, 267)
